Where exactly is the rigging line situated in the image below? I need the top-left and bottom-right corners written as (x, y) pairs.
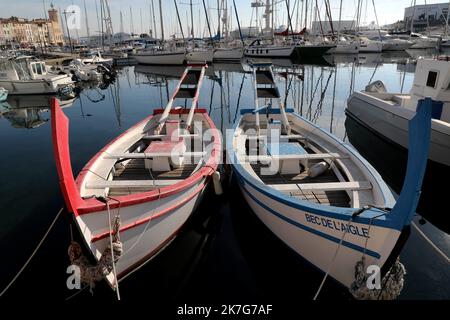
top-left (0, 208), bottom-right (65, 297)
top-left (313, 215), bottom-right (354, 300)
top-left (411, 222), bottom-right (450, 263)
top-left (105, 200), bottom-right (120, 300)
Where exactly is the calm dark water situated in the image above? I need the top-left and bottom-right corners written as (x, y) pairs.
top-left (0, 51), bottom-right (449, 303)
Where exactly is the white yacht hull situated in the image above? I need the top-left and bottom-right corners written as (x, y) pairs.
top-left (134, 52), bottom-right (186, 65)
top-left (359, 41), bottom-right (383, 53)
top-left (382, 41), bottom-right (413, 51)
top-left (213, 48), bottom-right (244, 61)
top-left (0, 76), bottom-right (73, 95)
top-left (348, 92), bottom-right (450, 166)
top-left (244, 46), bottom-right (295, 58)
top-left (410, 39), bottom-right (438, 49)
top-left (329, 42), bottom-right (360, 54)
top-left (186, 50), bottom-right (214, 63)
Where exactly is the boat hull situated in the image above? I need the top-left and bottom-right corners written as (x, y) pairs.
top-left (347, 92), bottom-right (450, 166)
top-left (0, 78), bottom-right (71, 95)
top-left (186, 50), bottom-right (214, 63)
top-left (134, 52), bottom-right (186, 65)
top-left (227, 110), bottom-right (416, 289)
top-left (328, 43), bottom-right (360, 54)
top-left (359, 41), bottom-right (383, 53)
top-left (76, 176), bottom-right (209, 283)
top-left (213, 48), bottom-right (244, 61)
top-left (382, 41), bottom-right (413, 51)
top-left (410, 40), bottom-right (438, 49)
top-left (235, 178), bottom-right (400, 288)
top-left (244, 46), bottom-right (296, 58)
top-left (296, 45), bottom-right (334, 57)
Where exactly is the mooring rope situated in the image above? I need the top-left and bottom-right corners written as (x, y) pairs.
top-left (105, 200), bottom-right (121, 301)
top-left (313, 215), bottom-right (353, 300)
top-left (0, 207), bottom-right (64, 297)
top-left (412, 222), bottom-right (450, 263)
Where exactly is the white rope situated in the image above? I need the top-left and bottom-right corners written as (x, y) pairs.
top-left (313, 215), bottom-right (353, 300)
top-left (412, 222), bottom-right (450, 263)
top-left (106, 200), bottom-right (121, 301)
top-left (0, 207), bottom-right (64, 297)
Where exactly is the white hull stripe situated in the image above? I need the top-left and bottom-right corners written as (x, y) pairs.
top-left (241, 182), bottom-right (381, 259)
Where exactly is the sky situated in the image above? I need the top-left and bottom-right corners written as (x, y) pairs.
top-left (1, 0), bottom-right (450, 38)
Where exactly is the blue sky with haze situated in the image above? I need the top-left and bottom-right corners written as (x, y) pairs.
top-left (2, 0), bottom-right (450, 37)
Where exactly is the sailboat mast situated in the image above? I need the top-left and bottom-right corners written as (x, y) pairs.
top-left (120, 11), bottom-right (124, 43)
top-left (129, 6), bottom-right (134, 36)
top-left (232, 0), bottom-right (244, 45)
top-left (272, 0), bottom-right (275, 40)
top-left (356, 0), bottom-right (362, 34)
top-left (100, 0), bottom-right (104, 50)
top-left (337, 0), bottom-right (342, 40)
top-left (304, 0), bottom-right (308, 30)
top-left (150, 0), bottom-right (157, 39)
top-left (140, 8), bottom-right (143, 35)
top-left (410, 0), bottom-right (416, 36)
top-left (190, 0), bottom-right (195, 39)
top-left (202, 0), bottom-right (214, 43)
top-left (159, 0), bottom-right (165, 41)
top-left (83, 0), bottom-right (91, 45)
top-left (445, 0), bottom-right (450, 38)
top-left (217, 0), bottom-right (221, 38)
top-left (173, 0), bottom-right (186, 42)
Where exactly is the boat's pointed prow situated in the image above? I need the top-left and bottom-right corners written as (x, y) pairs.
top-left (391, 97), bottom-right (435, 225)
top-left (51, 98), bottom-right (82, 215)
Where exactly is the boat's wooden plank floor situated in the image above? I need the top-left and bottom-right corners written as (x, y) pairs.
top-left (108, 159), bottom-right (197, 196)
top-left (250, 163), bottom-right (351, 208)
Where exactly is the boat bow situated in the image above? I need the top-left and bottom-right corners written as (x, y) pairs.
top-left (390, 97), bottom-right (434, 227)
top-left (51, 98), bottom-right (84, 215)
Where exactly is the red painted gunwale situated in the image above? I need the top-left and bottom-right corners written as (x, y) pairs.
top-left (51, 98), bottom-right (221, 217)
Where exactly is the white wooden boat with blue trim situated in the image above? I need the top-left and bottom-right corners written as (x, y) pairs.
top-left (52, 64), bottom-right (221, 290)
top-left (227, 63), bottom-right (432, 297)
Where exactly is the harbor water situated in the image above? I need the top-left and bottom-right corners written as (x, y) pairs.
top-left (0, 51), bottom-right (449, 302)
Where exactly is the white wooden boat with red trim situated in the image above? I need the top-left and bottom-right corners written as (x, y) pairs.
top-left (51, 64), bottom-right (221, 288)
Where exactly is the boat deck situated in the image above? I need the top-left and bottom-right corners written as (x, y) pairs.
top-left (109, 160), bottom-right (197, 196)
top-left (251, 161), bottom-right (351, 208)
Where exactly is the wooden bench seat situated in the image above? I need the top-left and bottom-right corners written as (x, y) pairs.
top-left (104, 151), bottom-right (205, 159)
top-left (86, 179), bottom-right (182, 189)
top-left (246, 153), bottom-right (348, 162)
top-left (269, 181), bottom-right (373, 193)
top-left (142, 133), bottom-right (200, 140)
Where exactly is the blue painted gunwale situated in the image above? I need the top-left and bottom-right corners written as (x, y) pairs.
top-left (229, 109), bottom-right (402, 231)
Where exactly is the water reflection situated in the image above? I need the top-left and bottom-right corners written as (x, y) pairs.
top-left (0, 95), bottom-right (76, 129)
top-left (0, 49), bottom-right (448, 302)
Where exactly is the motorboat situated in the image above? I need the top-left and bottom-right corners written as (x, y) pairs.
top-left (347, 58), bottom-right (450, 167)
top-left (0, 56), bottom-right (75, 95)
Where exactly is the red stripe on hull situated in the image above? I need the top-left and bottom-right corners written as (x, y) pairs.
top-left (90, 182), bottom-right (207, 243)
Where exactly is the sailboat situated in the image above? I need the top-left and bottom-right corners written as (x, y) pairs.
top-left (134, 0), bottom-right (186, 65)
top-left (213, 0), bottom-right (244, 61)
top-left (227, 62), bottom-right (432, 298)
top-left (52, 63), bottom-right (221, 289)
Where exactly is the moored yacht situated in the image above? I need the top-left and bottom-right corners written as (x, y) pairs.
top-left (347, 58), bottom-right (450, 167)
top-left (0, 56), bottom-right (75, 95)
top-left (244, 39), bottom-right (296, 58)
